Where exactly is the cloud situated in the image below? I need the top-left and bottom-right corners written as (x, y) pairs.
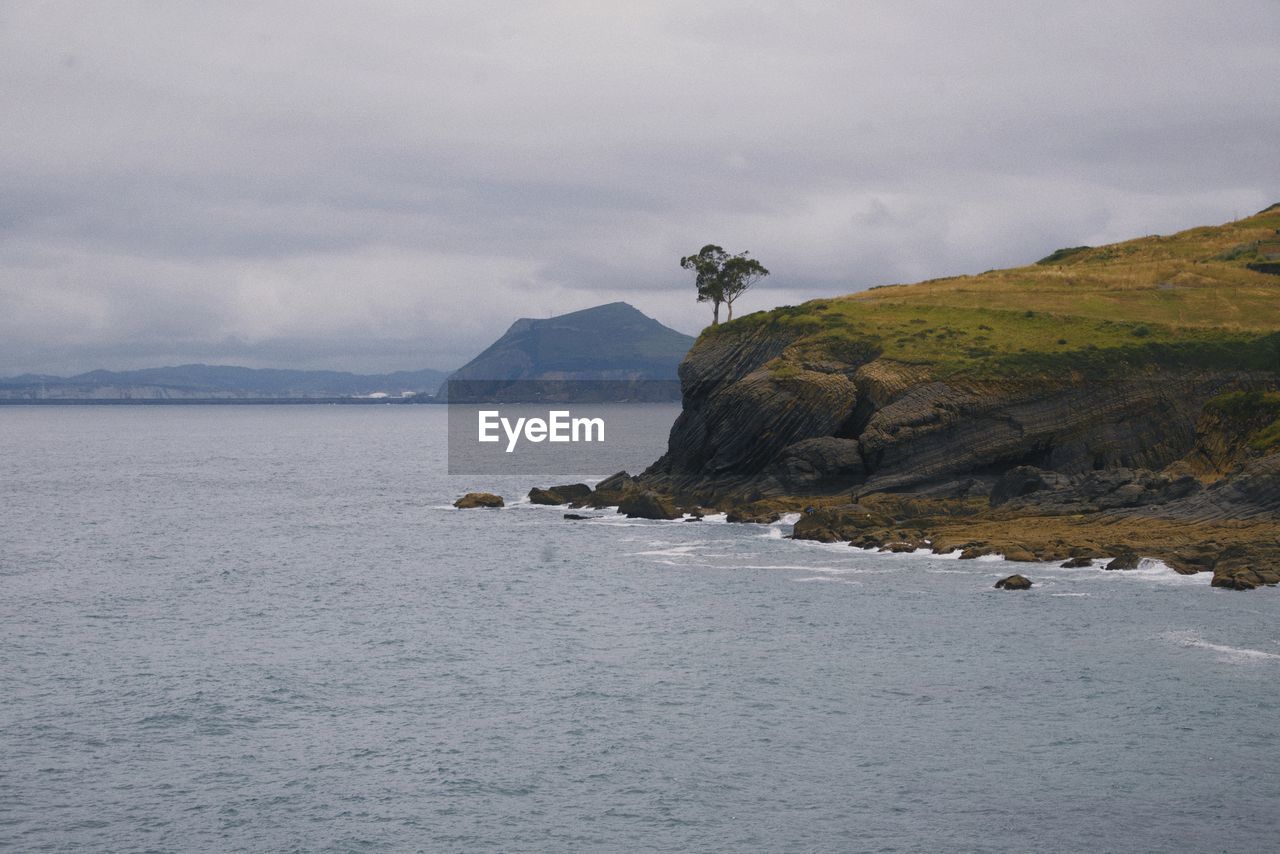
top-left (1, 0), bottom-right (1277, 373)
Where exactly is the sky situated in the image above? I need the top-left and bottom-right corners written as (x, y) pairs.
top-left (2, 1), bottom-right (1278, 375)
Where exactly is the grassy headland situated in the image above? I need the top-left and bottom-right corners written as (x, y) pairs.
top-left (636, 206), bottom-right (1280, 587)
top-left (716, 205), bottom-right (1280, 380)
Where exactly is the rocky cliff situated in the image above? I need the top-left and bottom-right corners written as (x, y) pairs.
top-left (643, 343), bottom-right (1275, 504)
top-left (619, 206), bottom-right (1280, 588)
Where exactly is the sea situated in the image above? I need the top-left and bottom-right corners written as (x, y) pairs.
top-left (2, 404), bottom-right (1279, 853)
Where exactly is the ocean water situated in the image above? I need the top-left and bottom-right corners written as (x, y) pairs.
top-left (2, 405), bottom-right (1279, 853)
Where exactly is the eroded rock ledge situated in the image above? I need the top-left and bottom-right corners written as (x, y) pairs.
top-left (536, 466), bottom-right (1277, 589)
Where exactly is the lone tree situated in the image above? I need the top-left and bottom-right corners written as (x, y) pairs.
top-left (679, 244), bottom-right (769, 325)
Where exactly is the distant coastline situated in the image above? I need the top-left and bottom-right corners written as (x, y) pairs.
top-left (3, 302), bottom-right (694, 406)
top-left (0, 396), bottom-right (435, 406)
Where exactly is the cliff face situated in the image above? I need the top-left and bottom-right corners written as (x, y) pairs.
top-left (643, 338), bottom-right (1272, 504)
top-left (639, 206), bottom-right (1280, 519)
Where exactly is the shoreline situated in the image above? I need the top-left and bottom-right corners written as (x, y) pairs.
top-left (495, 479), bottom-right (1280, 590)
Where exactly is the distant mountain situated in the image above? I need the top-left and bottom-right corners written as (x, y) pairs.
top-left (441, 302), bottom-right (694, 401)
top-left (0, 364), bottom-right (451, 401)
top-left (1, 303), bottom-right (694, 403)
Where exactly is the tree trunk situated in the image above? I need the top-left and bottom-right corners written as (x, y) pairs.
top-left (712, 301), bottom-right (720, 325)
top-left (726, 300), bottom-right (734, 322)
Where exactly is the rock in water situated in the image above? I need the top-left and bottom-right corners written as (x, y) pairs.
top-left (556, 483), bottom-right (592, 502)
top-left (563, 513), bottom-right (590, 520)
top-left (1210, 547), bottom-right (1280, 590)
top-left (454, 492), bottom-right (504, 509)
top-left (884, 541), bottom-right (921, 553)
top-left (994, 574), bottom-right (1033, 590)
top-left (1060, 556), bottom-right (1094, 568)
top-left (1212, 568), bottom-right (1261, 590)
top-left (580, 471), bottom-right (636, 507)
top-left (617, 491), bottom-right (680, 520)
top-left (529, 483), bottom-right (592, 505)
top-left (1104, 553), bottom-right (1141, 571)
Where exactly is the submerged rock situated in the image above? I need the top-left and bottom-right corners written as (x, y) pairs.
top-left (994, 574), bottom-right (1033, 590)
top-left (1060, 556), bottom-right (1094, 568)
top-left (454, 492), bottom-right (504, 509)
top-left (563, 513), bottom-right (591, 520)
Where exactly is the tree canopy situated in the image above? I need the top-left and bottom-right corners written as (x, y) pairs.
top-left (679, 245), bottom-right (769, 324)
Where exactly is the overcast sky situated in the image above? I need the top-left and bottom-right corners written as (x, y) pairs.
top-left (2, 1), bottom-right (1277, 375)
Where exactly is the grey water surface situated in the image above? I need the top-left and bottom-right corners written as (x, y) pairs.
top-left (2, 405), bottom-right (1278, 853)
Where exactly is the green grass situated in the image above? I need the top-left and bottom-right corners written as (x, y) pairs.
top-left (767, 359), bottom-right (802, 379)
top-left (705, 205), bottom-right (1280, 381)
